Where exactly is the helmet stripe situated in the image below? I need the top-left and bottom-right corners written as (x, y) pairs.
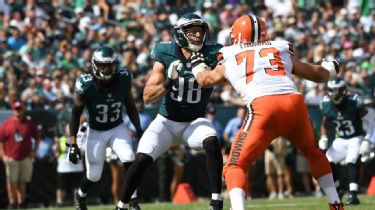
top-left (249, 14), bottom-right (258, 43)
top-left (255, 16), bottom-right (262, 42)
top-left (247, 14), bottom-right (255, 43)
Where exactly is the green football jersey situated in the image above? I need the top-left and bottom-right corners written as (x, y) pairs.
top-left (74, 68), bottom-right (132, 130)
top-left (320, 94), bottom-right (365, 139)
top-left (151, 41), bottom-right (223, 122)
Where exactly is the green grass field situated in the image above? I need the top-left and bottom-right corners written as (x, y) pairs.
top-left (28, 195), bottom-right (375, 210)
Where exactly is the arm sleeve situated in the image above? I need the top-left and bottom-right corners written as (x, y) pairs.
top-left (69, 105), bottom-right (84, 137)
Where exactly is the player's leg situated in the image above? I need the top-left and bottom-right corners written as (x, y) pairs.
top-left (285, 94), bottom-right (341, 207)
top-left (117, 115), bottom-right (175, 209)
top-left (223, 99), bottom-right (278, 210)
top-left (76, 128), bottom-right (107, 210)
top-left (110, 124), bottom-right (141, 210)
top-left (184, 118), bottom-right (223, 210)
top-left (344, 136), bottom-right (362, 205)
top-left (326, 139), bottom-right (348, 199)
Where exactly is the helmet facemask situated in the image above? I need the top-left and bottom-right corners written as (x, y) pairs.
top-left (328, 86), bottom-right (347, 105)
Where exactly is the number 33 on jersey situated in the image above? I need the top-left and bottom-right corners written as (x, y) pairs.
top-left (74, 68), bottom-right (131, 130)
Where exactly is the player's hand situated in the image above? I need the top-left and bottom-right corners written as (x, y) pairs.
top-left (167, 60), bottom-right (183, 80)
top-left (191, 52), bottom-right (210, 77)
top-left (321, 60), bottom-right (340, 78)
top-left (360, 140), bottom-right (371, 156)
top-left (68, 143), bottom-right (82, 164)
top-left (318, 135), bottom-right (328, 150)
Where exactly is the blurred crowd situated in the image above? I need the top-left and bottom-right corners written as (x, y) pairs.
top-left (0, 0), bottom-right (373, 118)
top-left (0, 0), bottom-right (374, 207)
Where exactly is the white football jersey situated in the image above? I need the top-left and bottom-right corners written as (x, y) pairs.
top-left (218, 40), bottom-right (299, 105)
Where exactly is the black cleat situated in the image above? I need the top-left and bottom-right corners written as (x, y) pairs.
top-left (129, 198), bottom-right (141, 210)
top-left (345, 192), bottom-right (360, 205)
top-left (75, 192), bottom-right (87, 210)
top-left (209, 199), bottom-right (223, 210)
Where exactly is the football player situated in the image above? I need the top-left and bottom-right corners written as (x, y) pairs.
top-left (319, 77), bottom-right (375, 205)
top-left (68, 46), bottom-right (143, 210)
top-left (116, 13), bottom-right (224, 210)
top-left (191, 14), bottom-right (344, 210)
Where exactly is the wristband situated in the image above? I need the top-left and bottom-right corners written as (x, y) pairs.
top-left (163, 78), bottom-right (174, 90)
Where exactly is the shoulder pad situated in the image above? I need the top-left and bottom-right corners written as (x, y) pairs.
top-left (75, 73), bottom-right (93, 95)
top-left (217, 46), bottom-right (233, 64)
top-left (271, 40), bottom-right (294, 55)
top-left (320, 95), bottom-right (331, 110)
top-left (151, 42), bottom-right (173, 64)
top-left (119, 67), bottom-right (130, 76)
top-left (349, 94), bottom-right (363, 107)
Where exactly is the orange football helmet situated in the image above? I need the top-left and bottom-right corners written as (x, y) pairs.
top-left (231, 14), bottom-right (267, 44)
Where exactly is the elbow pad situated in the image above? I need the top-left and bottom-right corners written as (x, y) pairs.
top-left (69, 105), bottom-right (84, 137)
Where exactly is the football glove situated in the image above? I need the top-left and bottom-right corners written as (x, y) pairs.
top-left (360, 140), bottom-right (371, 156)
top-left (321, 60), bottom-right (340, 78)
top-left (318, 135), bottom-right (328, 150)
top-left (167, 60), bottom-right (183, 80)
top-left (68, 143), bottom-right (82, 164)
top-left (191, 52), bottom-right (211, 77)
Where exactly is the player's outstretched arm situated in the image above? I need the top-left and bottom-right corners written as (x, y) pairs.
top-left (194, 64), bottom-right (227, 88)
top-left (291, 52), bottom-right (331, 83)
top-left (191, 52), bottom-right (227, 87)
top-left (124, 90), bottom-right (142, 132)
top-left (143, 61), bottom-right (168, 104)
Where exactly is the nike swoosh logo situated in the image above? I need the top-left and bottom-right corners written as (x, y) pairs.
top-left (172, 85), bottom-right (178, 91)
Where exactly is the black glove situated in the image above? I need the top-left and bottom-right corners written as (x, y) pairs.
top-left (190, 52), bottom-right (205, 68)
top-left (67, 143), bottom-right (82, 164)
top-left (136, 129), bottom-right (144, 140)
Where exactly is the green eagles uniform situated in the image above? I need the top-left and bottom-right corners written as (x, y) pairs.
top-left (151, 40), bottom-right (223, 122)
top-left (320, 94), bottom-right (365, 139)
top-left (74, 68), bottom-right (131, 130)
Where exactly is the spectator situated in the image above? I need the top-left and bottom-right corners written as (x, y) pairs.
top-left (264, 137), bottom-right (288, 200)
top-left (0, 101), bottom-right (40, 209)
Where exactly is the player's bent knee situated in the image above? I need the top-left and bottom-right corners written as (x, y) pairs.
top-left (87, 173), bottom-right (101, 182)
top-left (133, 153), bottom-right (153, 170)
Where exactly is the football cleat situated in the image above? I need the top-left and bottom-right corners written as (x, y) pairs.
top-left (75, 192), bottom-right (87, 210)
top-left (329, 202), bottom-right (344, 210)
top-left (129, 198), bottom-right (141, 210)
top-left (209, 199), bottom-right (223, 210)
top-left (345, 192), bottom-right (360, 205)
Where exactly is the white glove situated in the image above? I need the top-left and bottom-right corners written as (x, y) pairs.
top-left (321, 60), bottom-right (340, 78)
top-left (167, 60), bottom-right (183, 80)
top-left (318, 135), bottom-right (328, 150)
top-left (360, 140), bottom-right (371, 156)
top-left (191, 52), bottom-right (210, 77)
